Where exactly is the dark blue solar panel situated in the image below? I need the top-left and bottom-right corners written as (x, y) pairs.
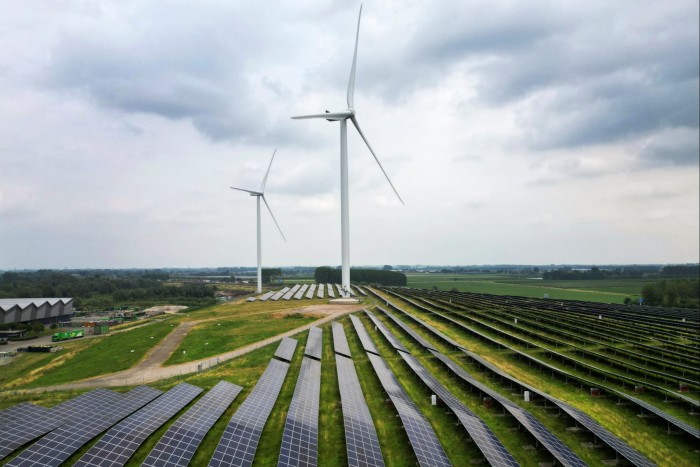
top-left (209, 359), bottom-right (290, 467)
top-left (75, 383), bottom-right (202, 467)
top-left (278, 357), bottom-right (321, 466)
top-left (142, 381), bottom-right (242, 467)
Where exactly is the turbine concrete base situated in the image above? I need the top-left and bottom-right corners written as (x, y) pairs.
top-left (329, 297), bottom-right (361, 305)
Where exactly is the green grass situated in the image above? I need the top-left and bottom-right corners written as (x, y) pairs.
top-left (164, 313), bottom-right (316, 365)
top-left (15, 319), bottom-right (180, 389)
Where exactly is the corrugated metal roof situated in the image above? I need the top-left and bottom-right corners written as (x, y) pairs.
top-left (0, 298), bottom-right (73, 312)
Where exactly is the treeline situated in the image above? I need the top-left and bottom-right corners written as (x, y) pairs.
top-left (0, 271), bottom-right (216, 309)
top-left (543, 265), bottom-right (699, 280)
top-left (641, 279), bottom-right (699, 308)
top-left (314, 267), bottom-right (407, 286)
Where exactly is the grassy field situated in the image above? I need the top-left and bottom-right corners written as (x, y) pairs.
top-left (406, 273), bottom-right (652, 303)
top-left (7, 319), bottom-right (181, 389)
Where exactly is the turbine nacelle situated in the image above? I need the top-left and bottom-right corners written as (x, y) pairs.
top-left (291, 109), bottom-right (354, 121)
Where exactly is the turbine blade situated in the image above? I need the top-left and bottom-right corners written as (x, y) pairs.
top-left (260, 148), bottom-right (277, 193)
top-left (262, 195), bottom-right (286, 241)
top-left (291, 111), bottom-right (353, 120)
top-left (230, 186), bottom-right (261, 195)
top-left (350, 117), bottom-right (405, 205)
top-left (347, 4), bottom-right (362, 108)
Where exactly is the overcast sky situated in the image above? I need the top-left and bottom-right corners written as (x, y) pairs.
top-left (1, 0), bottom-right (698, 269)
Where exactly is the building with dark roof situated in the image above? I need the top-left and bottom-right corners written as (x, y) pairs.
top-left (0, 298), bottom-right (73, 325)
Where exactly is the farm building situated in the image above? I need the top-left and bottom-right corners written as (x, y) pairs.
top-left (0, 298), bottom-right (73, 325)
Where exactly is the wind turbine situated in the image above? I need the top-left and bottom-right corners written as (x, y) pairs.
top-left (230, 149), bottom-right (286, 294)
top-left (292, 5), bottom-right (403, 298)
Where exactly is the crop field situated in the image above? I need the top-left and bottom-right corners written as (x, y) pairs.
top-left (0, 286), bottom-right (697, 466)
top-left (406, 273), bottom-right (656, 303)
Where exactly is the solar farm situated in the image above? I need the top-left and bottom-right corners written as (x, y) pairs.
top-left (0, 285), bottom-right (698, 466)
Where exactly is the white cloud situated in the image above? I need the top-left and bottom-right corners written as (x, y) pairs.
top-left (0, 0), bottom-right (697, 268)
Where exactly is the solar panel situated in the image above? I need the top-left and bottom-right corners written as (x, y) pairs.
top-left (283, 285), bottom-right (300, 301)
top-left (278, 357), bottom-right (321, 466)
top-left (0, 388), bottom-right (119, 461)
top-left (306, 284), bottom-right (316, 299)
top-left (378, 307), bottom-right (436, 351)
top-left (366, 353), bottom-right (452, 467)
top-left (295, 284), bottom-right (309, 300)
top-left (335, 355), bottom-right (385, 467)
top-left (74, 383), bottom-right (203, 467)
top-left (6, 386), bottom-right (162, 467)
top-left (423, 350), bottom-right (584, 467)
top-left (398, 352), bottom-right (518, 467)
top-left (335, 284), bottom-right (343, 296)
top-left (259, 291), bottom-right (275, 301)
top-left (316, 284), bottom-right (325, 299)
top-left (209, 359), bottom-right (291, 467)
top-left (142, 381), bottom-right (243, 467)
top-left (305, 327), bottom-right (323, 360)
top-left (327, 284), bottom-right (336, 298)
top-left (271, 287), bottom-right (290, 301)
top-left (0, 403), bottom-right (50, 429)
top-left (354, 285), bottom-right (367, 296)
top-left (332, 322), bottom-right (352, 358)
top-left (275, 337), bottom-right (298, 362)
top-left (349, 314), bottom-right (380, 355)
top-left (364, 309), bottom-right (408, 353)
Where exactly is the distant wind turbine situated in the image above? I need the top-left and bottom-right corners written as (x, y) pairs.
top-left (292, 5), bottom-right (403, 298)
top-left (230, 149), bottom-right (286, 294)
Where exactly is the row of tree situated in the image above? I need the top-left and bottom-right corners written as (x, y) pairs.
top-left (543, 265), bottom-right (699, 281)
top-left (0, 271), bottom-right (216, 310)
top-left (641, 279), bottom-right (699, 308)
top-left (314, 267), bottom-right (407, 286)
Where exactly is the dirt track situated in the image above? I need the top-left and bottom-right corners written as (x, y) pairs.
top-left (6, 303), bottom-right (363, 394)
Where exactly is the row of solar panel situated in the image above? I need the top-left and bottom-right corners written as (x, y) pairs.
top-left (370, 288), bottom-right (663, 466)
top-left (254, 284), bottom-right (367, 302)
top-left (387, 287), bottom-right (700, 438)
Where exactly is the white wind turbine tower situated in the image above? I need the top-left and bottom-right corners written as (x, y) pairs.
top-left (292, 5), bottom-right (404, 298)
top-left (230, 149), bottom-right (286, 294)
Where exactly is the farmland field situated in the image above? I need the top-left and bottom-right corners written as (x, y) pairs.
top-left (406, 273), bottom-right (655, 303)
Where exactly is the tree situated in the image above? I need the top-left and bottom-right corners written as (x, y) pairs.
top-left (382, 265), bottom-right (393, 271)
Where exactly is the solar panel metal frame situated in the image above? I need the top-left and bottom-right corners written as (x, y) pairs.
top-left (74, 383), bottom-right (203, 467)
top-left (378, 306), bottom-right (437, 351)
top-left (335, 354), bottom-right (385, 467)
top-left (305, 327), bottom-right (323, 360)
top-left (278, 357), bottom-right (321, 466)
top-left (349, 314), bottom-right (380, 355)
top-left (332, 322), bottom-right (352, 358)
top-left (142, 381), bottom-right (243, 467)
top-left (275, 337), bottom-right (298, 362)
top-left (364, 309), bottom-right (408, 353)
top-left (6, 386), bottom-right (162, 467)
top-left (366, 352), bottom-right (452, 467)
top-left (209, 358), bottom-right (291, 467)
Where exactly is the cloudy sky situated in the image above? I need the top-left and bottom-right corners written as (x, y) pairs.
top-left (1, 0), bottom-right (698, 269)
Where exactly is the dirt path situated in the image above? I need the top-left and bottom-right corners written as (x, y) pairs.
top-left (6, 304), bottom-right (363, 394)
